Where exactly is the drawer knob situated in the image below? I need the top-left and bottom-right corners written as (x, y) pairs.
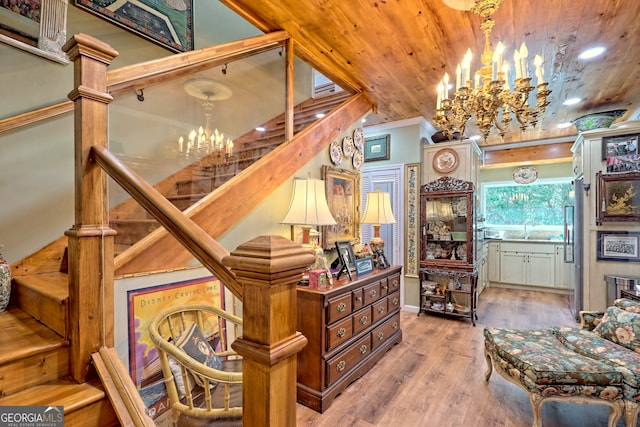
top-left (356, 296), bottom-right (363, 302)
top-left (337, 327), bottom-right (346, 338)
top-left (369, 289), bottom-right (377, 297)
top-left (377, 306), bottom-right (385, 314)
top-left (392, 297), bottom-right (399, 306)
top-left (392, 278), bottom-right (399, 287)
top-left (336, 302), bottom-right (347, 312)
top-left (359, 315), bottom-right (368, 325)
top-left (337, 360), bottom-right (346, 372)
top-left (392, 321), bottom-right (398, 329)
top-left (377, 332), bottom-right (385, 341)
top-left (382, 285), bottom-right (388, 291)
top-left (360, 345), bottom-right (368, 354)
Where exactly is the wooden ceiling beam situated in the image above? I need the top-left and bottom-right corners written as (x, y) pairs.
top-left (482, 142), bottom-right (573, 168)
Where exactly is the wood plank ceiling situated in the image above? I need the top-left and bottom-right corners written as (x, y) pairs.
top-left (222, 0), bottom-right (640, 147)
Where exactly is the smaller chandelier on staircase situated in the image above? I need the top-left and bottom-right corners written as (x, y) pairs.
top-left (434, 0), bottom-right (551, 141)
top-left (178, 78), bottom-right (234, 162)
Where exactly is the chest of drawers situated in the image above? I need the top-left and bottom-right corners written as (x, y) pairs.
top-left (296, 265), bottom-right (403, 412)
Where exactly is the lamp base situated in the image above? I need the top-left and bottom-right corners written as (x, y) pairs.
top-left (369, 237), bottom-right (384, 254)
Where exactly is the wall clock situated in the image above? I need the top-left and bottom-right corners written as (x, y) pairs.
top-left (433, 148), bottom-right (459, 174)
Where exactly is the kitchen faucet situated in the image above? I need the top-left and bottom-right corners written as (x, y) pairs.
top-left (524, 219), bottom-right (535, 239)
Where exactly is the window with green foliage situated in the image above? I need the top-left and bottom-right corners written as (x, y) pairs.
top-left (481, 179), bottom-right (573, 227)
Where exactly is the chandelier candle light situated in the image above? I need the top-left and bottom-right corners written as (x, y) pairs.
top-left (179, 78), bottom-right (235, 162)
top-left (434, 0), bottom-right (551, 140)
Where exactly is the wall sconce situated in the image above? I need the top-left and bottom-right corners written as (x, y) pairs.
top-left (281, 177), bottom-right (336, 247)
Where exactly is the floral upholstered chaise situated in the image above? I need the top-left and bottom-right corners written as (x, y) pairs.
top-left (484, 298), bottom-right (640, 427)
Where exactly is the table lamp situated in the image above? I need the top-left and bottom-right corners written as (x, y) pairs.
top-left (281, 176), bottom-right (336, 247)
top-left (361, 188), bottom-right (396, 254)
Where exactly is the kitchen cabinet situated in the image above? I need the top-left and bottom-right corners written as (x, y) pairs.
top-left (477, 240), bottom-right (489, 294)
top-left (488, 241), bottom-right (500, 283)
top-left (555, 244), bottom-right (567, 289)
top-left (499, 242), bottom-right (555, 287)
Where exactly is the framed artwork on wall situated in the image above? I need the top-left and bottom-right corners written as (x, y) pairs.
top-left (597, 231), bottom-right (640, 262)
top-left (364, 134), bottom-right (390, 162)
top-left (404, 162), bottom-right (420, 277)
top-left (74, 0), bottom-right (194, 53)
top-left (602, 133), bottom-right (640, 172)
top-left (596, 171), bottom-right (640, 224)
top-left (322, 165), bottom-right (360, 249)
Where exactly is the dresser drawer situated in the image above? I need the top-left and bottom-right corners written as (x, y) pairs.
top-left (352, 306), bottom-right (372, 334)
top-left (371, 298), bottom-right (388, 323)
top-left (379, 277), bottom-right (390, 297)
top-left (327, 293), bottom-right (352, 323)
top-left (352, 288), bottom-right (365, 310)
top-left (371, 313), bottom-right (400, 350)
top-left (326, 334), bottom-right (371, 385)
top-left (388, 291), bottom-right (400, 313)
top-left (326, 316), bottom-right (353, 351)
top-left (362, 280), bottom-right (382, 305)
top-left (388, 273), bottom-right (400, 293)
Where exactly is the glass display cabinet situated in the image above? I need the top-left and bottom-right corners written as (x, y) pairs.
top-left (419, 176), bottom-right (477, 325)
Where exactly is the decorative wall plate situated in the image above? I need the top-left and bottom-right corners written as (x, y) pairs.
top-left (352, 149), bottom-right (363, 170)
top-left (432, 148), bottom-right (459, 174)
top-left (513, 166), bottom-right (538, 184)
top-left (329, 140), bottom-right (343, 165)
top-left (353, 128), bottom-right (364, 150)
top-left (342, 136), bottom-right (355, 158)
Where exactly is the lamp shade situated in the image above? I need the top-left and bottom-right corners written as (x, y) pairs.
top-left (281, 178), bottom-right (336, 226)
top-left (361, 190), bottom-right (396, 225)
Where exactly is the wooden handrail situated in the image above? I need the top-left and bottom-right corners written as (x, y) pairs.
top-left (91, 145), bottom-right (243, 299)
top-left (92, 347), bottom-right (155, 427)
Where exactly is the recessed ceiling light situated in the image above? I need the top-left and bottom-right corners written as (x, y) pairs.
top-left (255, 126), bottom-right (266, 132)
top-left (563, 97), bottom-right (581, 106)
top-left (578, 46), bottom-right (606, 60)
top-left (315, 113), bottom-right (325, 119)
top-left (557, 122), bottom-right (573, 129)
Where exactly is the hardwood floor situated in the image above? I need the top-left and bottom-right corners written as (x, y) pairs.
top-left (180, 287), bottom-right (633, 426)
top-left (296, 287), bottom-right (633, 427)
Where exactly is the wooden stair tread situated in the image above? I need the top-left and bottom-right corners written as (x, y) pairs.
top-left (12, 272), bottom-right (68, 303)
top-left (0, 378), bottom-right (106, 412)
top-left (0, 306), bottom-right (68, 365)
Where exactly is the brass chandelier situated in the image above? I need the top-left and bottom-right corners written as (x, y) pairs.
top-left (434, 0), bottom-right (551, 140)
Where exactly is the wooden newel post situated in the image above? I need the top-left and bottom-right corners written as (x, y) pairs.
top-left (223, 235), bottom-right (313, 426)
top-left (62, 34), bottom-right (119, 382)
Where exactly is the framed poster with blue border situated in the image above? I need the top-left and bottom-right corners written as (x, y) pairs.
top-left (74, 0), bottom-right (194, 52)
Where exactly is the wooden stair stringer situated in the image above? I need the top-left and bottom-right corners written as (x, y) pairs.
top-left (114, 92), bottom-right (372, 276)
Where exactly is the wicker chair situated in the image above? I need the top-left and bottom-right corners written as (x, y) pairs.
top-left (148, 304), bottom-right (243, 422)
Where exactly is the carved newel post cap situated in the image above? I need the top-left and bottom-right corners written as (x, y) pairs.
top-left (222, 235), bottom-right (315, 280)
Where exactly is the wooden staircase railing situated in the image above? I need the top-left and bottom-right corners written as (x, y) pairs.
top-left (92, 347), bottom-right (155, 427)
top-left (62, 32), bottom-right (372, 426)
top-left (92, 144), bottom-right (242, 298)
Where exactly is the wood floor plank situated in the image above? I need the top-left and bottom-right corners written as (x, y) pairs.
top-left (179, 287), bottom-right (631, 426)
